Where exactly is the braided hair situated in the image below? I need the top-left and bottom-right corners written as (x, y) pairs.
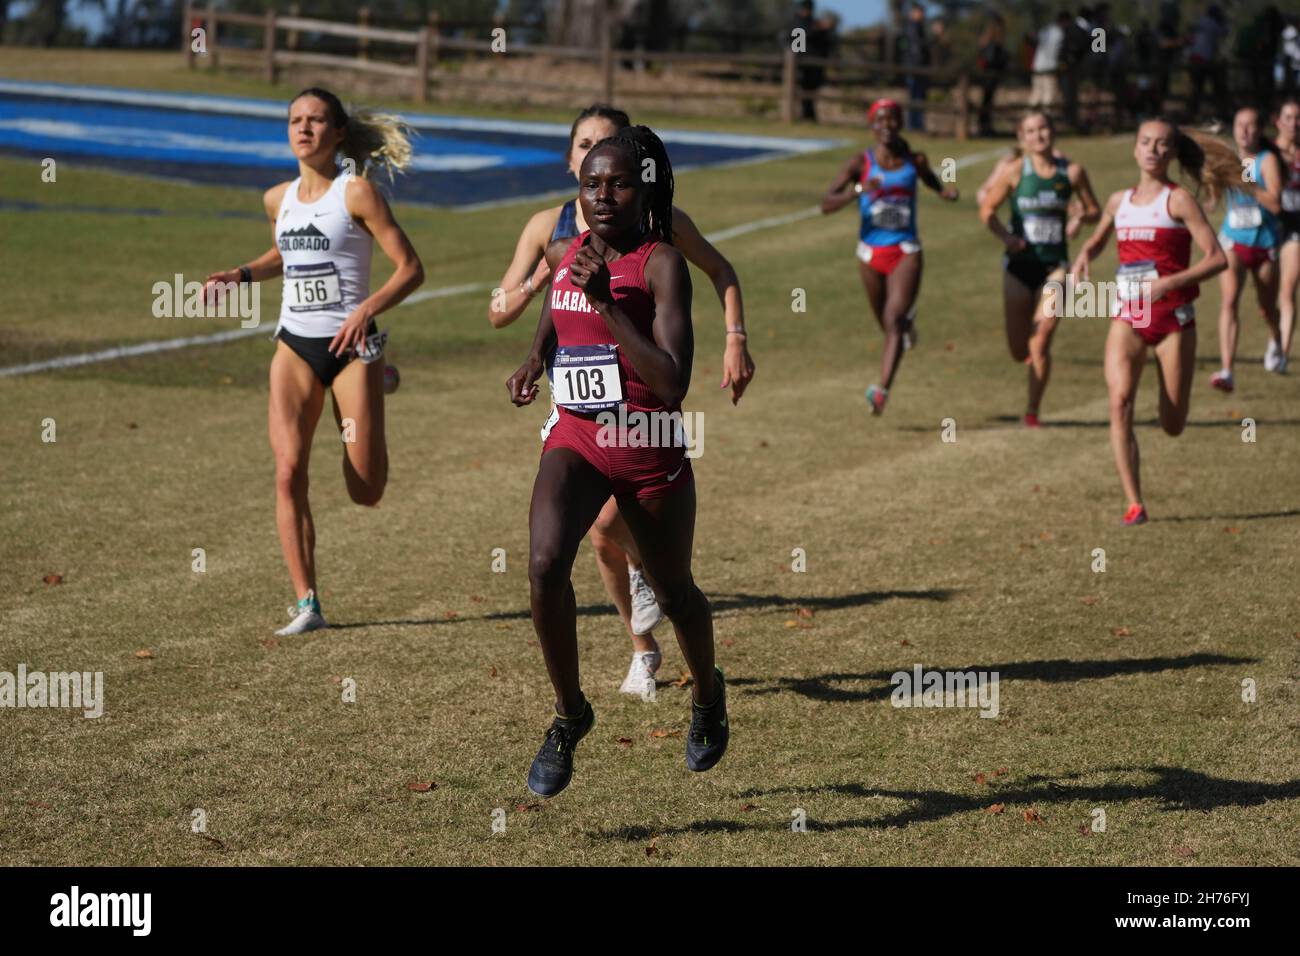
top-left (589, 125), bottom-right (675, 244)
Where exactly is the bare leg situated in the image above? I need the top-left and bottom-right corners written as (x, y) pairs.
top-left (1153, 327), bottom-right (1197, 436)
top-left (329, 355), bottom-right (388, 506)
top-left (1217, 251), bottom-right (1244, 375)
top-left (1027, 268), bottom-right (1065, 416)
top-left (1104, 321), bottom-right (1147, 508)
top-left (589, 497), bottom-right (658, 653)
top-left (1278, 240), bottom-right (1300, 358)
top-left (878, 252), bottom-right (923, 390)
top-left (268, 341), bottom-right (326, 599)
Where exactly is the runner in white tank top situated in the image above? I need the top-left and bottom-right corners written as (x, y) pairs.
top-left (1071, 118), bottom-right (1230, 527)
top-left (202, 88), bottom-right (425, 634)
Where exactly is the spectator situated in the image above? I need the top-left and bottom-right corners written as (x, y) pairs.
top-left (900, 2), bottom-right (931, 132)
top-left (930, 17), bottom-right (951, 70)
top-left (791, 0), bottom-right (826, 122)
top-left (1186, 4), bottom-right (1229, 123)
top-left (1244, 6), bottom-right (1283, 114)
top-left (1030, 12), bottom-right (1068, 113)
top-left (1134, 20), bottom-right (1159, 119)
top-left (1284, 16), bottom-right (1300, 99)
top-left (975, 14), bottom-right (1008, 137)
top-left (1061, 9), bottom-right (1092, 128)
top-left (1153, 3), bottom-right (1184, 116)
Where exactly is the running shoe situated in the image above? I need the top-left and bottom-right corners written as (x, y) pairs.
top-left (865, 384), bottom-right (888, 415)
top-left (526, 698), bottom-right (595, 798)
top-left (1023, 413), bottom-right (1041, 428)
top-left (686, 667), bottom-right (729, 772)
top-left (383, 364), bottom-right (401, 394)
top-left (1209, 370), bottom-right (1234, 393)
top-left (620, 649), bottom-right (662, 696)
top-left (1122, 504), bottom-right (1148, 527)
top-left (275, 589), bottom-right (327, 636)
top-left (1278, 354), bottom-right (1289, 374)
top-left (628, 568), bottom-right (664, 635)
top-left (1264, 338), bottom-right (1281, 373)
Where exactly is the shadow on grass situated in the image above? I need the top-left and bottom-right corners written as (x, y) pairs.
top-left (1152, 509), bottom-right (1300, 523)
top-left (592, 766), bottom-right (1300, 841)
top-left (730, 653), bottom-right (1254, 703)
top-left (330, 588), bottom-right (957, 630)
top-left (980, 415), bottom-right (1300, 429)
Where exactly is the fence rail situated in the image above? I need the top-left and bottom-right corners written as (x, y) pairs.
top-left (181, 5), bottom-right (974, 136)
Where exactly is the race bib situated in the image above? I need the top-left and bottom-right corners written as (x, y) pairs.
top-left (1023, 214), bottom-right (1063, 246)
top-left (1116, 260), bottom-right (1158, 303)
top-left (1228, 204), bottom-right (1262, 230)
top-left (548, 344), bottom-right (623, 412)
top-left (1282, 189), bottom-right (1300, 213)
top-left (285, 262), bottom-right (342, 312)
top-left (870, 198), bottom-right (912, 232)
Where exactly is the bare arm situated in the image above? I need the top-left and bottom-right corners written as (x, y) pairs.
top-left (914, 152), bottom-right (959, 200)
top-left (489, 208), bottom-right (559, 329)
top-left (1067, 162), bottom-right (1103, 237)
top-left (1252, 152), bottom-right (1283, 215)
top-left (821, 152), bottom-right (865, 214)
top-left (1069, 189), bottom-right (1123, 281)
top-left (978, 160), bottom-right (1022, 250)
top-left (1157, 186), bottom-right (1228, 296)
top-left (671, 206), bottom-right (754, 404)
top-left (201, 183), bottom-right (287, 298)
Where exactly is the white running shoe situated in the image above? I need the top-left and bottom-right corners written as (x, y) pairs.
top-left (902, 307), bottom-right (918, 351)
top-left (1264, 338), bottom-right (1281, 373)
top-left (619, 650), bottom-right (662, 696)
top-left (275, 589), bottom-right (328, 636)
top-left (628, 568), bottom-right (664, 636)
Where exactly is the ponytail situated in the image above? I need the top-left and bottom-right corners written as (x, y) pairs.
top-left (289, 87), bottom-right (415, 181)
top-left (1147, 118), bottom-right (1239, 210)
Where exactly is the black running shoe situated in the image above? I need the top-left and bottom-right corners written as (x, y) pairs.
top-left (686, 667), bottom-right (729, 772)
top-left (526, 698), bottom-right (595, 797)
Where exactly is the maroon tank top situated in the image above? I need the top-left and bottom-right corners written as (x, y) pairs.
top-left (548, 232), bottom-right (671, 412)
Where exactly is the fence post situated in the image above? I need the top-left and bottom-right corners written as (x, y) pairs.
top-left (429, 11), bottom-right (441, 67)
top-left (600, 0), bottom-right (615, 103)
top-left (358, 7), bottom-right (370, 60)
top-left (288, 3), bottom-right (300, 51)
top-left (415, 27), bottom-right (430, 103)
top-left (780, 46), bottom-right (796, 124)
top-left (183, 4), bottom-right (193, 68)
top-left (955, 71), bottom-right (969, 142)
top-left (263, 11), bottom-right (277, 85)
top-left (209, 8), bottom-right (219, 70)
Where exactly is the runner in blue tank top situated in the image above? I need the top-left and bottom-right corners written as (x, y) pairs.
top-left (821, 98), bottom-right (958, 416)
top-left (1210, 106), bottom-right (1285, 392)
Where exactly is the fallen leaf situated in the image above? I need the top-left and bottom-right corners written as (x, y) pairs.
top-left (526, 640), bottom-right (539, 647)
top-left (974, 772), bottom-right (987, 785)
top-left (944, 341), bottom-right (955, 351)
top-left (720, 638), bottom-right (735, 648)
top-left (406, 780), bottom-right (436, 793)
top-left (1031, 485), bottom-right (1041, 493)
top-left (471, 595), bottom-right (484, 603)
top-left (1173, 846), bottom-right (1195, 858)
top-left (986, 803), bottom-right (1005, 814)
top-left (740, 803), bottom-right (759, 812)
top-left (645, 837), bottom-right (660, 857)
top-left (1079, 596), bottom-right (1098, 606)
top-left (651, 728), bottom-right (680, 739)
top-left (1039, 531), bottom-right (1054, 541)
top-left (795, 607), bottom-right (814, 619)
top-left (444, 611), bottom-right (459, 620)
top-left (616, 737), bottom-right (633, 747)
top-left (900, 639), bottom-right (912, 647)
top-left (495, 623), bottom-right (511, 630)
top-left (220, 376), bottom-right (233, 385)
top-left (1023, 809), bottom-right (1043, 824)
top-left (127, 422), bottom-right (138, 430)
top-left (758, 440), bottom-right (769, 448)
top-left (1111, 627), bottom-right (1131, 637)
top-left (259, 638), bottom-right (278, 650)
top-left (1224, 526), bottom-right (1241, 534)
top-left (995, 767), bottom-right (1009, 776)
top-left (134, 649), bottom-right (154, 659)
top-left (1078, 825), bottom-right (1090, 836)
top-left (327, 675), bottom-right (343, 684)
top-left (43, 573), bottom-right (63, 586)
top-left (489, 666), bottom-right (498, 678)
top-left (1019, 542), bottom-right (1034, 550)
top-left (784, 620), bottom-right (799, 629)
top-left (515, 802), bottom-right (543, 813)
top-left (928, 538), bottom-right (946, 545)
top-left (201, 835), bottom-right (226, 850)
top-left (27, 801), bottom-right (51, 810)
top-left (672, 673), bottom-right (690, 688)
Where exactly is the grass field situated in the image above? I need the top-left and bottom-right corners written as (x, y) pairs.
top-left (2, 53), bottom-right (1298, 866)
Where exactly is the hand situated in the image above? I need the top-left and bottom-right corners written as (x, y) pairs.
top-left (721, 337), bottom-right (755, 405)
top-left (1003, 235), bottom-right (1028, 255)
top-left (1148, 277), bottom-right (1169, 302)
top-left (1070, 253), bottom-right (1090, 283)
top-left (202, 269), bottom-right (241, 308)
top-left (328, 308), bottom-right (372, 358)
top-left (569, 244), bottom-right (613, 307)
top-left (1065, 216), bottom-right (1083, 240)
top-left (940, 186), bottom-right (959, 202)
top-left (507, 354), bottom-right (545, 406)
top-left (529, 257), bottom-right (552, 292)
top-left (864, 176), bottom-right (884, 193)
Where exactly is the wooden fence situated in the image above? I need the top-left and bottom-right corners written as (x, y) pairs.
top-left (181, 5), bottom-right (974, 138)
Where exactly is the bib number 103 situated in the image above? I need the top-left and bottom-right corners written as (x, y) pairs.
top-left (549, 345), bottom-right (623, 412)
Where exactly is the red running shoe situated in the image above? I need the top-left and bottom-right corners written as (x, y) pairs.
top-left (1209, 371), bottom-right (1234, 393)
top-left (1122, 504), bottom-right (1148, 526)
top-left (1023, 413), bottom-right (1041, 428)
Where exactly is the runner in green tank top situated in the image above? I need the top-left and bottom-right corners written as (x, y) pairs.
top-left (980, 111), bottom-right (1101, 426)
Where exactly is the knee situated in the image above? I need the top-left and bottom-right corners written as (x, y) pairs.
top-left (528, 547), bottom-right (571, 597)
top-left (274, 457), bottom-right (309, 498)
top-left (1009, 342), bottom-right (1030, 363)
top-left (1160, 412), bottom-right (1187, 437)
top-left (347, 479), bottom-right (385, 508)
top-left (1108, 390), bottom-right (1136, 420)
top-left (652, 577), bottom-right (702, 623)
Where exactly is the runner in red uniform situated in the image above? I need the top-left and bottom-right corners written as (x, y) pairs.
top-left (506, 127), bottom-right (727, 797)
top-left (1072, 118), bottom-right (1232, 526)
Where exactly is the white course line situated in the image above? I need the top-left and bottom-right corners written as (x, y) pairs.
top-left (0, 147), bottom-right (1007, 379)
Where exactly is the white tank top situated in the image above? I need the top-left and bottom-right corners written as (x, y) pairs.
top-left (274, 173), bottom-right (373, 337)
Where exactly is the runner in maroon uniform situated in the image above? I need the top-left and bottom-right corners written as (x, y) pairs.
top-left (507, 127), bottom-right (727, 797)
top-left (1072, 118), bottom-right (1233, 525)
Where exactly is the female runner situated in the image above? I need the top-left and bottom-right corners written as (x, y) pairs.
top-left (1209, 106), bottom-right (1284, 392)
top-left (820, 98), bottom-right (959, 415)
top-left (1269, 97), bottom-right (1300, 373)
top-left (980, 111), bottom-right (1101, 426)
top-left (205, 88), bottom-right (425, 633)
top-left (1071, 118), bottom-right (1233, 525)
top-left (491, 104), bottom-right (753, 695)
top-left (506, 127), bottom-right (727, 797)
